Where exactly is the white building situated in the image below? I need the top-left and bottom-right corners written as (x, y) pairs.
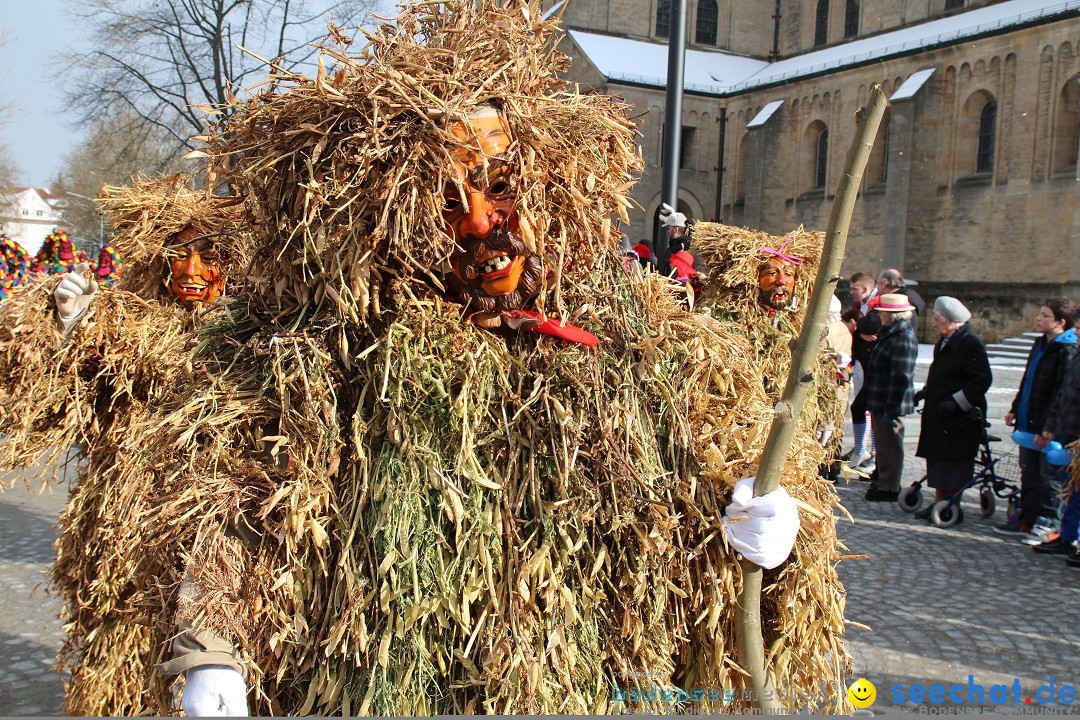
top-left (0, 186), bottom-right (67, 256)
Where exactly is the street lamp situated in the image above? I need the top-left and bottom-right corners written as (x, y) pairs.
top-left (64, 192), bottom-right (106, 253)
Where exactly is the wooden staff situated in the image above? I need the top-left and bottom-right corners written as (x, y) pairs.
top-left (734, 85), bottom-right (888, 711)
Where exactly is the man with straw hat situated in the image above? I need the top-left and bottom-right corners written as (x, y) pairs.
top-left (71, 2), bottom-right (853, 715)
top-left (863, 292), bottom-right (919, 501)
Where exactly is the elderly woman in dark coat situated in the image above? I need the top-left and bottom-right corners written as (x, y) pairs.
top-left (914, 297), bottom-right (993, 518)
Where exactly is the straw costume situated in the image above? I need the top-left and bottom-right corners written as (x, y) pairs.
top-left (0, 175), bottom-right (249, 715)
top-left (101, 1), bottom-right (856, 715)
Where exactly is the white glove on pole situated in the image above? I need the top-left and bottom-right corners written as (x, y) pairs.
top-left (183, 665), bottom-right (249, 717)
top-left (722, 476), bottom-right (800, 570)
top-left (54, 263), bottom-right (97, 331)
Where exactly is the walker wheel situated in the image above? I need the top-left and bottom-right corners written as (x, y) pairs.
top-left (897, 485), bottom-right (923, 513)
top-left (931, 500), bottom-right (963, 528)
top-left (979, 488), bottom-right (996, 518)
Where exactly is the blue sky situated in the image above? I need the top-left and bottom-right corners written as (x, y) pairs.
top-left (0, 0), bottom-right (394, 190)
top-left (0, 0), bottom-right (85, 187)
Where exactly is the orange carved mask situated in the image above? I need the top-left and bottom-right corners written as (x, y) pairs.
top-left (757, 256), bottom-right (797, 311)
top-left (167, 228), bottom-right (224, 307)
top-left (442, 109), bottom-right (543, 314)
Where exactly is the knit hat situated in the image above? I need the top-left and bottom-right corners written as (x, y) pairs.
top-left (933, 296), bottom-right (971, 323)
top-left (877, 293), bottom-right (916, 312)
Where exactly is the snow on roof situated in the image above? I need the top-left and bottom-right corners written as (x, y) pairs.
top-left (565, 30), bottom-right (767, 93)
top-left (891, 68), bottom-right (936, 100)
top-left (747, 100), bottom-right (784, 128)
top-left (568, 0), bottom-right (1080, 95)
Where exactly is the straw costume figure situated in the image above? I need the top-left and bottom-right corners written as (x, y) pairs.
top-left (0, 175), bottom-right (249, 715)
top-left (95, 1), bottom-right (856, 716)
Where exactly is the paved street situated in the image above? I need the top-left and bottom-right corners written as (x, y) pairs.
top-left (840, 350), bottom-right (1080, 714)
top-left (0, 460), bottom-right (71, 717)
top-left (0, 350), bottom-right (1077, 715)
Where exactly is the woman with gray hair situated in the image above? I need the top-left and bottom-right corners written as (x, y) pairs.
top-left (912, 297), bottom-right (993, 520)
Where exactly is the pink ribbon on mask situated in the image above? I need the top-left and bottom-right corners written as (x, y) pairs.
top-left (759, 234), bottom-right (804, 265)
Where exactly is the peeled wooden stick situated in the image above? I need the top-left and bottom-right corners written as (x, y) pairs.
top-left (735, 84), bottom-right (888, 711)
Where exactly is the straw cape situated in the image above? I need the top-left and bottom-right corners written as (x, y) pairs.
top-left (77, 0), bottom-right (855, 715)
top-left (0, 174), bottom-right (250, 715)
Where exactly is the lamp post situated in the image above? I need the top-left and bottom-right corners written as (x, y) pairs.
top-left (64, 192), bottom-right (105, 253)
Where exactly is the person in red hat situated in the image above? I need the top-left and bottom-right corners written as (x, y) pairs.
top-left (863, 293), bottom-right (919, 501)
top-left (659, 203), bottom-right (706, 295)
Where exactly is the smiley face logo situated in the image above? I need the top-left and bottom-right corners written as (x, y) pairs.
top-left (847, 678), bottom-right (876, 708)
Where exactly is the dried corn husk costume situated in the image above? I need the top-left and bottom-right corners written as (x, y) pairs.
top-left (0, 175), bottom-right (249, 715)
top-left (107, 1), bottom-right (856, 715)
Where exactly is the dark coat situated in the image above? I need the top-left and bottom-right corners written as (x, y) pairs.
top-left (915, 324), bottom-right (993, 461)
top-left (1039, 351), bottom-right (1080, 444)
top-left (1009, 329), bottom-right (1078, 433)
top-left (865, 318), bottom-right (918, 418)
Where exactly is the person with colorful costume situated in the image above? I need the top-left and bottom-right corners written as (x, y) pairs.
top-left (28, 228), bottom-right (88, 275)
top-left (91, 242), bottom-right (124, 287)
top-left (0, 174), bottom-right (250, 715)
top-left (0, 234), bottom-right (31, 301)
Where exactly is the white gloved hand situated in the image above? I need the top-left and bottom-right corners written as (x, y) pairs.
top-left (54, 263), bottom-right (97, 324)
top-left (183, 665), bottom-right (249, 717)
top-left (659, 202), bottom-right (676, 221)
top-left (816, 426), bottom-right (833, 447)
top-left (722, 476), bottom-right (800, 570)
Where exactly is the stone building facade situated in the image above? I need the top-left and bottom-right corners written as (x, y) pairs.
top-left (552, 0), bottom-right (1080, 340)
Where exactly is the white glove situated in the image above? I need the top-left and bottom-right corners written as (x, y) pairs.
top-left (659, 202), bottom-right (676, 221)
top-left (722, 476), bottom-right (800, 570)
top-left (54, 263), bottom-right (98, 325)
top-left (816, 426), bottom-right (834, 447)
top-left (183, 665), bottom-right (249, 716)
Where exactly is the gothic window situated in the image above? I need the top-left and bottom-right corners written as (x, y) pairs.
top-left (696, 0), bottom-right (718, 45)
top-left (866, 108), bottom-right (891, 185)
top-left (844, 0), bottom-right (859, 38)
top-left (976, 100), bottom-right (997, 173)
top-left (814, 0), bottom-right (829, 46)
top-left (1052, 78), bottom-right (1080, 174)
top-left (656, 0), bottom-right (671, 38)
top-left (815, 127), bottom-right (829, 188)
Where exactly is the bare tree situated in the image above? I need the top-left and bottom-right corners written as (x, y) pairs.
top-left (50, 108), bottom-right (187, 251)
top-left (63, 0), bottom-right (376, 158)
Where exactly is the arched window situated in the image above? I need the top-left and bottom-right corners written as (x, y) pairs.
top-left (1052, 78), bottom-right (1080, 174)
top-left (815, 128), bottom-right (829, 188)
top-left (843, 0), bottom-right (859, 38)
top-left (814, 0), bottom-right (829, 46)
top-left (976, 100), bottom-right (997, 173)
top-left (865, 108), bottom-right (890, 185)
top-left (696, 0), bottom-right (718, 45)
top-left (656, 0), bottom-right (671, 38)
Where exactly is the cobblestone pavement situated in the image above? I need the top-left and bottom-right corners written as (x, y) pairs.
top-left (838, 355), bottom-right (1080, 714)
top-left (0, 461), bottom-right (72, 717)
top-left (1, 353), bottom-right (1077, 716)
